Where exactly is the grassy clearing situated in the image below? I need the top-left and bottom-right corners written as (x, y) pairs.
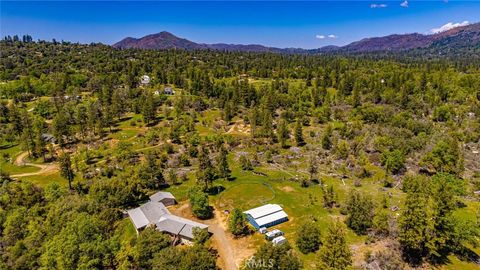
top-left (0, 144), bottom-right (40, 174)
top-left (19, 171), bottom-right (66, 187)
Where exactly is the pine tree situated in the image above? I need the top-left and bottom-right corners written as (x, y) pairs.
top-left (321, 125), bottom-right (333, 150)
top-left (142, 92), bottom-right (156, 125)
top-left (217, 145), bottom-right (230, 179)
top-left (294, 119), bottom-right (305, 146)
top-left (59, 153), bottom-right (74, 190)
top-left (322, 185), bottom-right (337, 209)
top-left (196, 145), bottom-right (216, 191)
top-left (296, 220), bottom-right (321, 254)
top-left (317, 220), bottom-right (352, 270)
top-left (308, 155), bottom-right (318, 181)
top-left (228, 208), bottom-right (247, 236)
top-left (344, 190), bottom-right (375, 234)
top-left (277, 119), bottom-right (289, 148)
top-left (399, 176), bottom-right (434, 263)
top-left (260, 107), bottom-right (274, 141)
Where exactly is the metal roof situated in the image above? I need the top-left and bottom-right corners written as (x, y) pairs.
top-left (156, 214), bottom-right (208, 239)
top-left (244, 204), bottom-right (283, 219)
top-left (127, 191), bottom-right (207, 239)
top-left (255, 210), bottom-right (288, 227)
top-left (127, 201), bottom-right (170, 229)
top-left (127, 207), bottom-right (150, 229)
top-left (149, 191), bottom-right (175, 202)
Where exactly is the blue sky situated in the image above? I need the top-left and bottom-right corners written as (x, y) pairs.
top-left (1, 1), bottom-right (479, 49)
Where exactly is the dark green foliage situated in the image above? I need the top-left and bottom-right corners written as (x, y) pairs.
top-left (239, 155), bottom-right (253, 171)
top-left (134, 227), bottom-right (171, 269)
top-left (138, 151), bottom-right (165, 189)
top-left (228, 208), bottom-right (248, 236)
top-left (420, 139), bottom-right (463, 176)
top-left (398, 173), bottom-right (477, 264)
top-left (322, 185), bottom-right (337, 209)
top-left (196, 145), bottom-right (216, 191)
top-left (188, 187), bottom-right (213, 219)
top-left (294, 119), bottom-right (305, 146)
top-left (276, 119), bottom-right (289, 148)
top-left (317, 220), bottom-right (352, 270)
top-left (433, 105), bottom-right (453, 122)
top-left (152, 245), bottom-right (218, 270)
top-left (321, 125), bottom-right (333, 150)
top-left (217, 145), bottom-right (231, 179)
top-left (344, 190), bottom-right (375, 235)
top-left (296, 220), bottom-right (321, 254)
top-left (381, 149), bottom-right (405, 174)
top-left (41, 213), bottom-right (115, 270)
top-left (1, 38), bottom-right (480, 270)
top-left (59, 153), bottom-right (74, 190)
top-left (192, 227), bottom-right (210, 246)
top-left (244, 242), bottom-right (302, 270)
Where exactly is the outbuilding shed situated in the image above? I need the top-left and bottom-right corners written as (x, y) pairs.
top-left (244, 204), bottom-right (288, 230)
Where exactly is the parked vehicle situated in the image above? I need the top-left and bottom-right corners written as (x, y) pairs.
top-left (259, 227), bottom-right (267, 234)
top-left (265, 229), bottom-right (284, 240)
top-left (272, 236), bottom-right (287, 246)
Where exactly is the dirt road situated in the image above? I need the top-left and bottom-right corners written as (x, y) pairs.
top-left (10, 151), bottom-right (58, 178)
top-left (172, 204), bottom-right (240, 270)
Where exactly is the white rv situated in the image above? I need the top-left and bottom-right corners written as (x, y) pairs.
top-left (272, 236), bottom-right (287, 246)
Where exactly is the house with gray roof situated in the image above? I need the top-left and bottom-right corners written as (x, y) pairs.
top-left (149, 191), bottom-right (176, 206)
top-left (127, 192), bottom-right (208, 243)
top-left (156, 214), bottom-right (208, 241)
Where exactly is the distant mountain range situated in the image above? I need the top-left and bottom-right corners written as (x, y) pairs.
top-left (113, 22), bottom-right (480, 54)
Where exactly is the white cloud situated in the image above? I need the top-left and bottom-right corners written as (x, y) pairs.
top-left (430, 21), bottom-right (470, 34)
top-left (316, 34), bottom-right (337, 40)
top-left (370, 3), bottom-right (387, 8)
top-left (400, 0), bottom-right (408, 8)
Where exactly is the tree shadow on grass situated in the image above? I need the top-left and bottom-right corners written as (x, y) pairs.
top-left (207, 185), bottom-right (225, 195)
top-left (453, 246), bottom-right (480, 265)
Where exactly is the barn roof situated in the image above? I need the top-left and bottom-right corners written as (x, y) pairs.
top-left (149, 191), bottom-right (175, 202)
top-left (244, 204), bottom-right (283, 219)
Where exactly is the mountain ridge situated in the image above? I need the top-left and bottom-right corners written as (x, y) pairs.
top-left (113, 22), bottom-right (480, 54)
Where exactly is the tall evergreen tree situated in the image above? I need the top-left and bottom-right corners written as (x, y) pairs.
top-left (317, 220), bottom-right (352, 270)
top-left (276, 119), bottom-right (289, 148)
top-left (196, 145), bottom-right (216, 191)
top-left (294, 119), bottom-right (305, 146)
top-left (59, 153), bottom-right (74, 190)
top-left (344, 190), bottom-right (375, 235)
top-left (217, 145), bottom-right (230, 179)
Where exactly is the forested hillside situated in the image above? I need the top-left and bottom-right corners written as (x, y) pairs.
top-left (1, 38), bottom-right (479, 270)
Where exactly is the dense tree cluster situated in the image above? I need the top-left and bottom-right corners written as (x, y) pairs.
top-left (1, 38), bottom-right (479, 269)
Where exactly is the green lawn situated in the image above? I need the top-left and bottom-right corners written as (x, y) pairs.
top-left (19, 172), bottom-right (66, 187)
top-left (0, 144), bottom-right (41, 174)
top-left (0, 162), bottom-right (40, 174)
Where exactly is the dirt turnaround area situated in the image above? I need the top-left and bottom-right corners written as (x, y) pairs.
top-left (11, 151), bottom-right (58, 178)
top-left (171, 202), bottom-right (256, 270)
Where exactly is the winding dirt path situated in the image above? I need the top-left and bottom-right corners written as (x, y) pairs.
top-left (171, 204), bottom-right (238, 270)
top-left (10, 151), bottom-right (58, 178)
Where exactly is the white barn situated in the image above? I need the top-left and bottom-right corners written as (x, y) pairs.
top-left (244, 204), bottom-right (288, 230)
